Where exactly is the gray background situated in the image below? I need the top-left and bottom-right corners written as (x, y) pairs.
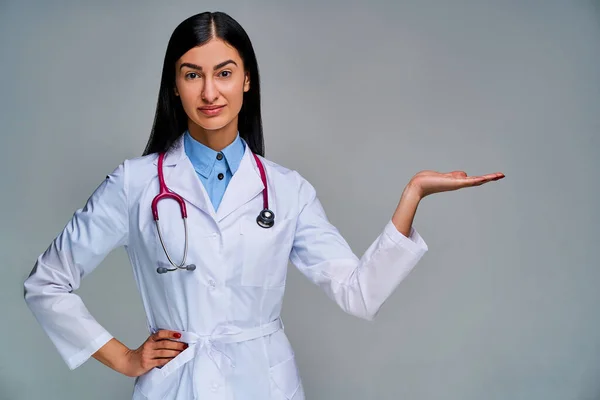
top-left (2, 0), bottom-right (599, 399)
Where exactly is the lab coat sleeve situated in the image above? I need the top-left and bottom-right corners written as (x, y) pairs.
top-left (24, 162), bottom-right (129, 370)
top-left (289, 174), bottom-right (428, 321)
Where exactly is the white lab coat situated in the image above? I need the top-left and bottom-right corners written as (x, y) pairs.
top-left (24, 134), bottom-right (428, 400)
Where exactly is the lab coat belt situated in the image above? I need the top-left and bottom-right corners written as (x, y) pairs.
top-left (181, 318), bottom-right (283, 347)
top-left (151, 319), bottom-right (283, 386)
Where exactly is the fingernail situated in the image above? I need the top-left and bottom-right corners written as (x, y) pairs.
top-left (174, 332), bottom-right (181, 339)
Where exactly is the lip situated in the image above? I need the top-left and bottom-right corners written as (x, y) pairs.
top-left (198, 105), bottom-right (225, 116)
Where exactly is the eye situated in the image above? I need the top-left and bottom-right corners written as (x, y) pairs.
top-left (218, 70), bottom-right (232, 78)
top-left (185, 72), bottom-right (200, 80)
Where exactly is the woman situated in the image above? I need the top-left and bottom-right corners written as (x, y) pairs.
top-left (24, 11), bottom-right (504, 400)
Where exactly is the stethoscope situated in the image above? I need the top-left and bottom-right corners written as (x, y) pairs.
top-left (152, 151), bottom-right (274, 274)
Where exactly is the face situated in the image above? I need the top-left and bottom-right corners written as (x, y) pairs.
top-left (174, 38), bottom-right (250, 134)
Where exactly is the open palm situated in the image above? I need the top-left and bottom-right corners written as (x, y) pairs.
top-left (411, 170), bottom-right (505, 198)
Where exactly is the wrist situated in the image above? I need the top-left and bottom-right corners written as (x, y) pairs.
top-left (402, 181), bottom-right (423, 203)
top-left (391, 184), bottom-right (421, 237)
top-left (118, 348), bottom-right (136, 377)
top-left (93, 338), bottom-right (135, 376)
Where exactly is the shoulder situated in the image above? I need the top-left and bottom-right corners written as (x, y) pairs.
top-left (104, 153), bottom-right (158, 195)
top-left (254, 155), bottom-right (306, 185)
top-left (122, 153), bottom-right (159, 175)
top-left (254, 155), bottom-right (317, 203)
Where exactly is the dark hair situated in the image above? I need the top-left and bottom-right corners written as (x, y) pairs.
top-left (142, 12), bottom-right (264, 156)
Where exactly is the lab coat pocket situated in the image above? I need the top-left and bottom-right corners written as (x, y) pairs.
top-left (239, 216), bottom-right (296, 287)
top-left (134, 347), bottom-right (191, 400)
top-left (269, 356), bottom-right (301, 399)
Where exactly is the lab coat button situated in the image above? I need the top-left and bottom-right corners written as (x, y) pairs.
top-left (208, 279), bottom-right (216, 289)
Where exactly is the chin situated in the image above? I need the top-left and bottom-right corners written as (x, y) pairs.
top-left (193, 117), bottom-right (233, 132)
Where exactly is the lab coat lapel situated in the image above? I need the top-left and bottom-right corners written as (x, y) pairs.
top-left (153, 135), bottom-right (216, 220)
top-left (216, 145), bottom-right (264, 222)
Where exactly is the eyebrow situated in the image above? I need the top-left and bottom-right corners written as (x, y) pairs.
top-left (179, 59), bottom-right (238, 71)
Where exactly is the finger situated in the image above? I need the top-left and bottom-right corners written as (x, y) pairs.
top-left (469, 175), bottom-right (502, 186)
top-left (482, 172), bottom-right (504, 179)
top-left (479, 173), bottom-right (505, 183)
top-left (465, 173), bottom-right (503, 182)
top-left (458, 172), bottom-right (503, 179)
top-left (153, 349), bottom-right (184, 359)
top-left (458, 175), bottom-right (487, 182)
top-left (455, 176), bottom-right (488, 187)
top-left (153, 340), bottom-right (188, 351)
top-left (152, 330), bottom-right (182, 342)
top-left (471, 176), bottom-right (493, 183)
top-left (152, 358), bottom-right (173, 369)
top-left (480, 172), bottom-right (504, 180)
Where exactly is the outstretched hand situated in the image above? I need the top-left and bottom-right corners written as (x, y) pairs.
top-left (409, 170), bottom-right (505, 199)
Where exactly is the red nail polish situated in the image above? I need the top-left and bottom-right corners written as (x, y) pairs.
top-left (174, 332), bottom-right (181, 339)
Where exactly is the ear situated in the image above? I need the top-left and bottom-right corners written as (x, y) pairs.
top-left (174, 88), bottom-right (179, 96)
top-left (243, 72), bottom-right (250, 92)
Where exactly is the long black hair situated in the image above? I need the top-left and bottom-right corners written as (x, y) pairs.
top-left (142, 12), bottom-right (264, 156)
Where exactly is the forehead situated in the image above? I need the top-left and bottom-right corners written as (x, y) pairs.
top-left (176, 38), bottom-right (243, 68)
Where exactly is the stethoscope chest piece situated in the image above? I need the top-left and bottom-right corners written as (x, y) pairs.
top-left (256, 209), bottom-right (275, 228)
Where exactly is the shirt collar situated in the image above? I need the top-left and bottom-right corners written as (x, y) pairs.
top-left (183, 131), bottom-right (246, 178)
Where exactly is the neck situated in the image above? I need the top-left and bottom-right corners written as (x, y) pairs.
top-left (187, 118), bottom-right (239, 151)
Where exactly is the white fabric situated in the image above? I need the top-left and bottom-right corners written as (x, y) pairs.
top-left (24, 135), bottom-right (428, 399)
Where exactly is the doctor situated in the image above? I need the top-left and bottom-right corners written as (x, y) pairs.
top-left (24, 11), bottom-right (504, 400)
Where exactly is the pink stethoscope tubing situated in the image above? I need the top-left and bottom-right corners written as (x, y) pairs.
top-left (151, 151), bottom-right (272, 274)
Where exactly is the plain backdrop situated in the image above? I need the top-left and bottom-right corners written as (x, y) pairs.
top-left (1, 0), bottom-right (599, 399)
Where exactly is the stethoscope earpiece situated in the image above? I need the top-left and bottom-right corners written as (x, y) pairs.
top-left (185, 264), bottom-right (196, 271)
top-left (256, 209), bottom-right (275, 228)
top-left (157, 264), bottom-right (196, 274)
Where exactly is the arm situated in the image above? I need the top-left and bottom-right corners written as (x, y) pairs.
top-left (289, 168), bottom-right (505, 321)
top-left (24, 162), bottom-right (129, 370)
top-left (92, 337), bottom-right (132, 375)
top-left (289, 173), bottom-right (428, 321)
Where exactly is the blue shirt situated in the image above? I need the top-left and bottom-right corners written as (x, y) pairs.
top-left (184, 131), bottom-right (246, 212)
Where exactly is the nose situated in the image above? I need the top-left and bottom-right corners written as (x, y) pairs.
top-left (201, 77), bottom-right (219, 103)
